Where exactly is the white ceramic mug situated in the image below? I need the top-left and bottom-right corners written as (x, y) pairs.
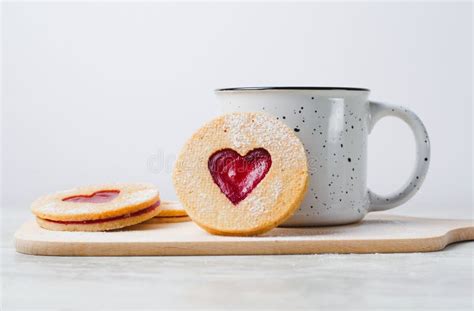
top-left (216, 87), bottom-right (430, 226)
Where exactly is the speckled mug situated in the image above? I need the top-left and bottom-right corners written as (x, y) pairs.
top-left (216, 87), bottom-right (430, 226)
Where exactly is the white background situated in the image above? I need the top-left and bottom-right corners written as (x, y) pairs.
top-left (2, 2), bottom-right (472, 218)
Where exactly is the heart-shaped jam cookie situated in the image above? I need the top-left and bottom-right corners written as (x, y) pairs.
top-left (173, 112), bottom-right (308, 236)
top-left (31, 183), bottom-right (161, 231)
top-left (208, 148), bottom-right (271, 205)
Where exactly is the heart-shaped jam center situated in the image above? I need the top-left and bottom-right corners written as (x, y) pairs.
top-left (62, 190), bottom-right (120, 203)
top-left (208, 148), bottom-right (272, 205)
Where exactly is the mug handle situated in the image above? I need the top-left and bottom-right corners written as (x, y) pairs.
top-left (367, 101), bottom-right (430, 211)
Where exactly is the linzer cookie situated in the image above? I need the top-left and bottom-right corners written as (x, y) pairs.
top-left (157, 201), bottom-right (187, 217)
top-left (173, 112), bottom-right (308, 236)
top-left (32, 183), bottom-right (160, 231)
top-left (146, 201), bottom-right (190, 224)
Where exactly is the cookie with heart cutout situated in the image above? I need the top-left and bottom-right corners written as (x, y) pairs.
top-left (173, 112), bottom-right (308, 236)
top-left (31, 183), bottom-right (161, 231)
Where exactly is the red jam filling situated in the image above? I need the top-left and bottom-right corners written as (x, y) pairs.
top-left (208, 148), bottom-right (272, 205)
top-left (43, 201), bottom-right (160, 225)
top-left (62, 190), bottom-right (120, 203)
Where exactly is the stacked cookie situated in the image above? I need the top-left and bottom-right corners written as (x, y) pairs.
top-left (32, 183), bottom-right (161, 231)
top-left (146, 201), bottom-right (190, 223)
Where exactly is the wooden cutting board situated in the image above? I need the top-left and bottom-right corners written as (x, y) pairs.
top-left (15, 214), bottom-right (473, 256)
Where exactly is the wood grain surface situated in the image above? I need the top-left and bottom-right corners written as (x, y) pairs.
top-left (15, 214), bottom-right (474, 256)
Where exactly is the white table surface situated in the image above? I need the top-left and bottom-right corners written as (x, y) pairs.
top-left (2, 208), bottom-right (473, 310)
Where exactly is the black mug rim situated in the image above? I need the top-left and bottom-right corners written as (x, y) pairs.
top-left (215, 86), bottom-right (370, 92)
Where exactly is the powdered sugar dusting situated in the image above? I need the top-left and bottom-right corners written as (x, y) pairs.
top-left (225, 113), bottom-right (249, 148)
top-left (247, 196), bottom-right (265, 215)
top-left (121, 189), bottom-right (158, 205)
top-left (271, 179), bottom-right (282, 200)
top-left (223, 113), bottom-right (306, 169)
